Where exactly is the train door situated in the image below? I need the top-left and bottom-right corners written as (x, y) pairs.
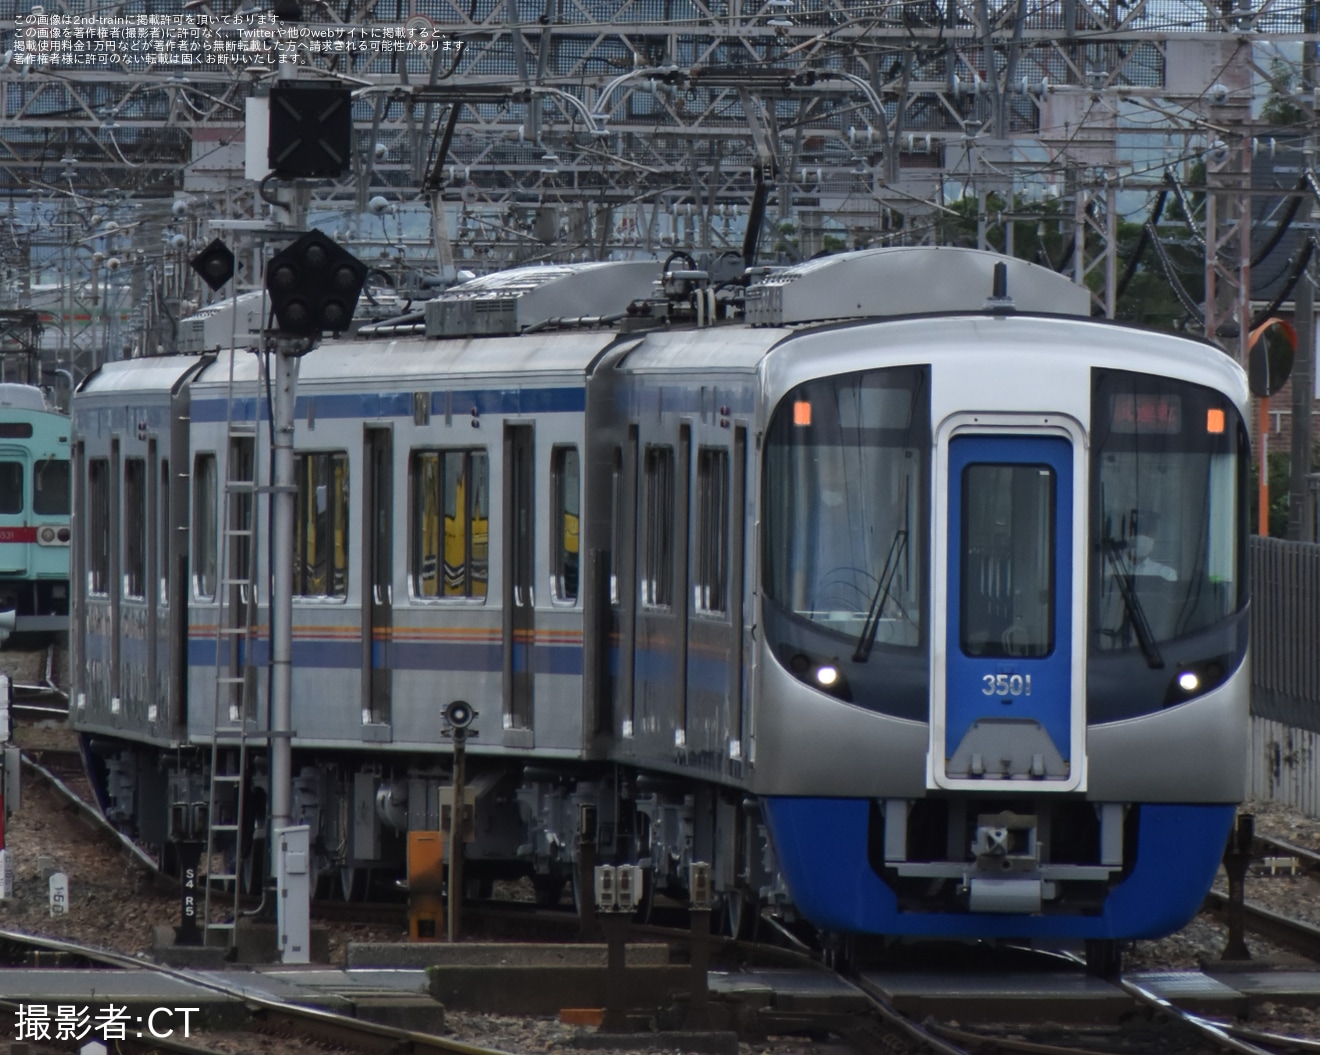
top-left (146, 438), bottom-right (159, 722)
top-left (617, 429), bottom-right (639, 738)
top-left (363, 427), bottom-right (392, 729)
top-left (730, 427), bottom-right (747, 752)
top-left (503, 424), bottom-right (534, 739)
top-left (675, 425), bottom-right (691, 740)
top-left (686, 432), bottom-right (747, 761)
top-left (931, 430), bottom-right (1084, 792)
top-left (109, 437), bottom-right (121, 714)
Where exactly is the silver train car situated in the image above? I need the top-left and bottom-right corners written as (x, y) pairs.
top-left (71, 247), bottom-right (1249, 951)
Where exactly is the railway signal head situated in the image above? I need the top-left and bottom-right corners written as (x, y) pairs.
top-left (190, 238), bottom-right (236, 292)
top-left (267, 84), bottom-right (351, 178)
top-left (265, 230), bottom-right (367, 337)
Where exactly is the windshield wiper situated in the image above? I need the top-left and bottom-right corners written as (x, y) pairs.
top-left (1100, 537), bottom-right (1165, 670)
top-left (852, 528), bottom-right (909, 663)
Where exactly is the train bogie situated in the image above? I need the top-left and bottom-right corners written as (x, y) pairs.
top-left (71, 249), bottom-right (1251, 945)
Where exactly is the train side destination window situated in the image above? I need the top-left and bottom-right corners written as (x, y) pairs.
top-left (0, 462), bottom-right (21, 514)
top-left (642, 445), bottom-right (674, 608)
top-left (294, 452), bottom-right (350, 599)
top-left (33, 460), bottom-right (70, 516)
top-left (193, 453), bottom-right (217, 599)
top-left (551, 446), bottom-right (580, 603)
top-left (695, 447), bottom-right (730, 615)
top-left (88, 458), bottom-right (110, 595)
top-left (124, 458), bottom-right (147, 600)
top-left (411, 448), bottom-right (489, 599)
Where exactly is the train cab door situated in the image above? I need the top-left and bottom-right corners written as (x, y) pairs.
top-left (109, 437), bottom-right (122, 713)
top-left (363, 427), bottom-right (392, 730)
top-left (931, 426), bottom-right (1085, 793)
top-left (146, 437), bottom-right (159, 723)
top-left (503, 424), bottom-right (535, 743)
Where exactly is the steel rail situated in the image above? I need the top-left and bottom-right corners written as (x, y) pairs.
top-left (1202, 888), bottom-right (1320, 962)
top-left (21, 753), bottom-right (162, 875)
top-left (930, 1021), bottom-right (1134, 1055)
top-left (1117, 977), bottom-right (1280, 1055)
top-left (849, 973), bottom-right (983, 1055)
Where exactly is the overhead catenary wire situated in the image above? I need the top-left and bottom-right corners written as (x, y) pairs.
top-left (1115, 187), bottom-right (1167, 299)
top-left (1147, 220), bottom-right (1206, 327)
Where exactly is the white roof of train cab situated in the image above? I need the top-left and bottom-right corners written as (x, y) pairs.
top-left (0, 383), bottom-right (47, 411)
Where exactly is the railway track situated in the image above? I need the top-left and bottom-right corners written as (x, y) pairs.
top-left (0, 927), bottom-right (523, 1055)
top-left (14, 739), bottom-right (1320, 1055)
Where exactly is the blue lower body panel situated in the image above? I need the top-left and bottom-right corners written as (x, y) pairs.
top-left (762, 797), bottom-right (1234, 940)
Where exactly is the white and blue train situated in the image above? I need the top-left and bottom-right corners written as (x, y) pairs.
top-left (70, 247), bottom-right (1249, 959)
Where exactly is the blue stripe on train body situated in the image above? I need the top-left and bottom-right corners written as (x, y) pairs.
top-left (189, 386), bottom-right (587, 424)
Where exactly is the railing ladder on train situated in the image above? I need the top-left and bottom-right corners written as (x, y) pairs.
top-left (202, 345), bottom-right (265, 947)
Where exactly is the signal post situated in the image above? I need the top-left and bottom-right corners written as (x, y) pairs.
top-left (262, 232), bottom-right (368, 962)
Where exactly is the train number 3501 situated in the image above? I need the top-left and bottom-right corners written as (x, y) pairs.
top-left (982, 674), bottom-right (1032, 697)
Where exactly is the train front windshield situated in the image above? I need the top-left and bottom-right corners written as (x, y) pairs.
top-left (762, 366), bottom-right (931, 718)
top-left (1091, 369), bottom-right (1248, 657)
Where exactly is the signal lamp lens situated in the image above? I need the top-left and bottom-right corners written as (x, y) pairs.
top-left (271, 264), bottom-right (298, 291)
top-left (1178, 671), bottom-right (1200, 692)
top-left (323, 303), bottom-right (348, 329)
top-left (304, 244), bottom-right (328, 268)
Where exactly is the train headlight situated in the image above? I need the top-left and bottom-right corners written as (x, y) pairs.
top-left (1164, 657), bottom-right (1229, 705)
top-left (783, 648), bottom-right (852, 702)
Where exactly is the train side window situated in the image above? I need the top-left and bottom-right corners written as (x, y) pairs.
top-left (410, 448), bottom-right (489, 599)
top-left (159, 460), bottom-right (170, 603)
top-left (0, 462), bottom-right (21, 514)
top-left (695, 447), bottom-right (729, 615)
top-left (609, 448), bottom-right (622, 605)
top-left (551, 446), bottom-right (580, 603)
top-left (88, 458), bottom-right (110, 595)
top-left (124, 458), bottom-right (147, 599)
top-left (33, 460), bottom-right (70, 515)
top-left (193, 453), bottom-right (217, 600)
top-left (294, 451), bottom-right (350, 599)
top-left (642, 445), bottom-right (674, 608)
